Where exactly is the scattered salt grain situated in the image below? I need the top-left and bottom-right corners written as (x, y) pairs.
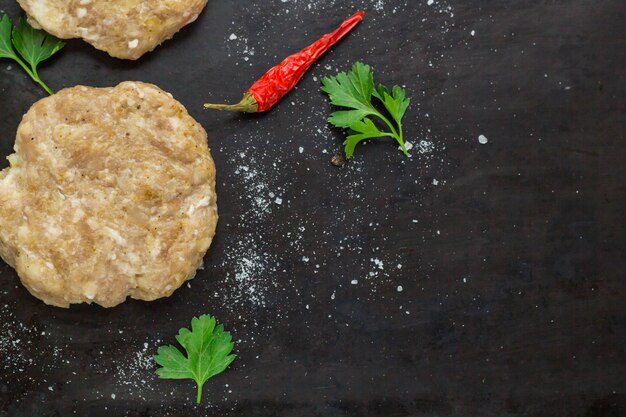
top-left (115, 340), bottom-right (155, 392)
top-left (372, 258), bottom-right (384, 270)
top-left (397, 285), bottom-right (403, 292)
top-left (478, 134), bottom-right (488, 144)
top-left (351, 280), bottom-right (358, 285)
top-left (229, 33), bottom-right (238, 40)
top-left (418, 140), bottom-right (434, 154)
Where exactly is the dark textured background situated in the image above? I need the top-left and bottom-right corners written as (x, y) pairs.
top-left (0, 0), bottom-right (625, 416)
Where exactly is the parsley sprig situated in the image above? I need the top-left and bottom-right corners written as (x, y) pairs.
top-left (322, 62), bottom-right (411, 158)
top-left (154, 314), bottom-right (236, 405)
top-left (0, 15), bottom-right (64, 95)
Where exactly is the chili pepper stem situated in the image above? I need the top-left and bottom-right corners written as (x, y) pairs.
top-left (204, 92), bottom-right (258, 113)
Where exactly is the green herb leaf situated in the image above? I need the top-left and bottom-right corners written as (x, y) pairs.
top-left (0, 14), bottom-right (64, 95)
top-left (327, 109), bottom-right (371, 128)
top-left (154, 314), bottom-right (236, 405)
top-left (13, 17), bottom-right (64, 65)
top-left (321, 62), bottom-right (376, 113)
top-left (321, 62), bottom-right (411, 158)
top-left (0, 15), bottom-right (19, 60)
top-left (344, 118), bottom-right (394, 158)
top-left (378, 85), bottom-right (411, 127)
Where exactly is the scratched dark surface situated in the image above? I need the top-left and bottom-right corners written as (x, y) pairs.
top-left (0, 0), bottom-right (625, 416)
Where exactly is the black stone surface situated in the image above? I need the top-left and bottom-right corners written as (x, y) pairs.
top-left (0, 1), bottom-right (625, 416)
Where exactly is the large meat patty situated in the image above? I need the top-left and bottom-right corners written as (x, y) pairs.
top-left (17, 0), bottom-right (208, 60)
top-left (0, 82), bottom-right (218, 308)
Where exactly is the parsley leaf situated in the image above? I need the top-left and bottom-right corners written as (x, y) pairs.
top-left (374, 85), bottom-right (411, 130)
top-left (0, 14), bottom-right (64, 95)
top-left (344, 118), bottom-right (395, 158)
top-left (154, 314), bottom-right (236, 405)
top-left (322, 62), bottom-right (411, 158)
top-left (0, 16), bottom-right (19, 60)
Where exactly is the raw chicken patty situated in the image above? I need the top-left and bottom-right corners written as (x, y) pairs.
top-left (17, 0), bottom-right (208, 59)
top-left (0, 82), bottom-right (218, 308)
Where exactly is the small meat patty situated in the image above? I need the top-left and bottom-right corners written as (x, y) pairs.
top-left (17, 0), bottom-right (208, 59)
top-left (0, 82), bottom-right (218, 308)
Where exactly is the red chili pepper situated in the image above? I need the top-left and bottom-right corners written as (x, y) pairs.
top-left (204, 11), bottom-right (365, 113)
